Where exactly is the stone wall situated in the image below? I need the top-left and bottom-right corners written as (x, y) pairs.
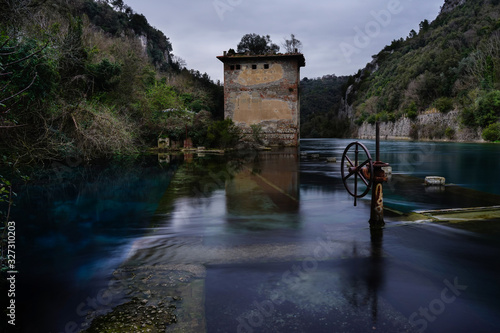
top-left (358, 110), bottom-right (483, 142)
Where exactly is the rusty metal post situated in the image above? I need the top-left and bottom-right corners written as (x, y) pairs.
top-left (370, 122), bottom-right (389, 227)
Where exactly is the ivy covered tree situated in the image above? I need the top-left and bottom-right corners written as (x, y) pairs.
top-left (236, 33), bottom-right (279, 55)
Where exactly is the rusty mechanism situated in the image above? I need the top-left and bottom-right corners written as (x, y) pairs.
top-left (341, 123), bottom-right (390, 227)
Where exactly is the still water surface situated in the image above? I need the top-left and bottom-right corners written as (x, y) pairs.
top-left (10, 139), bottom-right (500, 332)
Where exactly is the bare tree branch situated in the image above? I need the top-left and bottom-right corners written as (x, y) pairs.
top-left (0, 38), bottom-right (11, 50)
top-left (3, 43), bottom-right (47, 67)
top-left (0, 124), bottom-right (28, 128)
top-left (0, 72), bottom-right (38, 104)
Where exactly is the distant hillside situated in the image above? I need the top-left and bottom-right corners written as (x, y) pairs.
top-left (300, 75), bottom-right (350, 138)
top-left (343, 0), bottom-right (500, 141)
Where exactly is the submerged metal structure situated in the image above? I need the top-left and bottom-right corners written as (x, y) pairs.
top-left (341, 122), bottom-right (390, 227)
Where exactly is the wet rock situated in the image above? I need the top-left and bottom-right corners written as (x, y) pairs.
top-left (80, 298), bottom-right (177, 333)
top-left (425, 176), bottom-right (446, 186)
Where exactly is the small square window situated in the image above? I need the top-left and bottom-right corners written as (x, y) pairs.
top-left (264, 64), bottom-right (269, 69)
top-left (252, 64), bottom-right (257, 69)
top-left (236, 64), bottom-right (241, 70)
top-left (230, 65), bottom-right (235, 70)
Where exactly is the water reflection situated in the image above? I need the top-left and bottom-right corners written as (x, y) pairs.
top-left (226, 149), bottom-right (300, 229)
top-left (8, 140), bottom-right (500, 333)
top-left (340, 227), bottom-right (385, 326)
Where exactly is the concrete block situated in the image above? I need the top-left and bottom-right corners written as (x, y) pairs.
top-left (425, 176), bottom-right (446, 186)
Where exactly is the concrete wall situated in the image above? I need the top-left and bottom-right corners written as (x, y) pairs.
top-left (219, 55), bottom-right (304, 146)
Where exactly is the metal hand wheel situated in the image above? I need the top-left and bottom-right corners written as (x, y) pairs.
top-left (341, 142), bottom-right (374, 206)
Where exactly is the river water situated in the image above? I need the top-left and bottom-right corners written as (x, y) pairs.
top-left (8, 139), bottom-right (500, 333)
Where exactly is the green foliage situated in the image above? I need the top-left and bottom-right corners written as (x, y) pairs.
top-left (86, 58), bottom-right (122, 92)
top-left (206, 119), bottom-right (241, 148)
top-left (82, 0), bottom-right (173, 69)
top-left (1, 36), bottom-right (58, 119)
top-left (145, 84), bottom-right (184, 115)
top-left (236, 33), bottom-right (279, 55)
top-left (476, 90), bottom-right (500, 127)
top-left (300, 75), bottom-right (349, 137)
top-left (434, 97), bottom-right (454, 113)
top-left (461, 107), bottom-right (477, 127)
top-left (250, 124), bottom-right (263, 145)
top-left (482, 122), bottom-right (500, 141)
top-left (301, 112), bottom-right (352, 138)
top-left (0, 0), bottom-right (223, 160)
top-left (190, 111), bottom-right (213, 146)
top-left (366, 114), bottom-right (377, 125)
top-left (405, 102), bottom-right (418, 120)
top-left (342, 0), bottom-right (500, 131)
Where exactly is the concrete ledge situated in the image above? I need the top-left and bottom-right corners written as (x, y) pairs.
top-left (413, 206), bottom-right (500, 222)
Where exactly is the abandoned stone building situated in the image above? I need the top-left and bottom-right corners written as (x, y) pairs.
top-left (217, 53), bottom-right (306, 146)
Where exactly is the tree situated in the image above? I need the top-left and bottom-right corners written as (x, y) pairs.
top-left (419, 19), bottom-right (430, 32)
top-left (236, 34), bottom-right (279, 55)
top-left (282, 34), bottom-right (302, 53)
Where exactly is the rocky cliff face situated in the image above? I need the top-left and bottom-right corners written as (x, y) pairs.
top-left (440, 0), bottom-right (467, 14)
top-left (357, 110), bottom-right (483, 142)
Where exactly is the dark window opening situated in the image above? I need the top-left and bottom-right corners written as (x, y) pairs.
top-left (236, 64), bottom-right (241, 70)
top-left (252, 64), bottom-right (257, 69)
top-left (264, 64), bottom-right (269, 69)
top-left (230, 65), bottom-right (235, 70)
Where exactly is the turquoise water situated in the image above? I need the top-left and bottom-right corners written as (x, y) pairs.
top-left (8, 140), bottom-right (500, 332)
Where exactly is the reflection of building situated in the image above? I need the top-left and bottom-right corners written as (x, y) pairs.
top-left (217, 53), bottom-right (306, 146)
top-left (225, 150), bottom-right (299, 216)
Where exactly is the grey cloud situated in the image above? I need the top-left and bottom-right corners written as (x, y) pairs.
top-left (124, 0), bottom-right (443, 81)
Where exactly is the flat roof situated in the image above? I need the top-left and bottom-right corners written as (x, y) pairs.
top-left (217, 53), bottom-right (305, 67)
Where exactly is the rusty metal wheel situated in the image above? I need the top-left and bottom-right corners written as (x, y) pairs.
top-left (341, 142), bottom-right (374, 205)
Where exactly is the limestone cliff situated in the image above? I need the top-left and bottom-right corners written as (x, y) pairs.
top-left (357, 111), bottom-right (483, 142)
top-left (440, 0), bottom-right (467, 14)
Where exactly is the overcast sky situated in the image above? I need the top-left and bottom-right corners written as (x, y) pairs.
top-left (123, 0), bottom-right (444, 82)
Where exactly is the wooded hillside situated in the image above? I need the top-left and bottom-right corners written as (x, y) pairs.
top-left (345, 0), bottom-right (500, 141)
top-left (1, 0), bottom-right (224, 161)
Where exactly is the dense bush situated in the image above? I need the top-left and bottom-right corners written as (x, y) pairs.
top-left (206, 119), bottom-right (241, 148)
top-left (476, 90), bottom-right (500, 127)
top-left (405, 102), bottom-right (418, 120)
top-left (482, 122), bottom-right (500, 141)
top-left (435, 97), bottom-right (454, 113)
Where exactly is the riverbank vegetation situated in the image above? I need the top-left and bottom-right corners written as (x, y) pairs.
top-left (343, 0), bottom-right (500, 141)
top-left (1, 0), bottom-right (224, 164)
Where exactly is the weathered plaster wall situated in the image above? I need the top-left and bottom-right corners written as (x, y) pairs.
top-left (222, 58), bottom-right (301, 146)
